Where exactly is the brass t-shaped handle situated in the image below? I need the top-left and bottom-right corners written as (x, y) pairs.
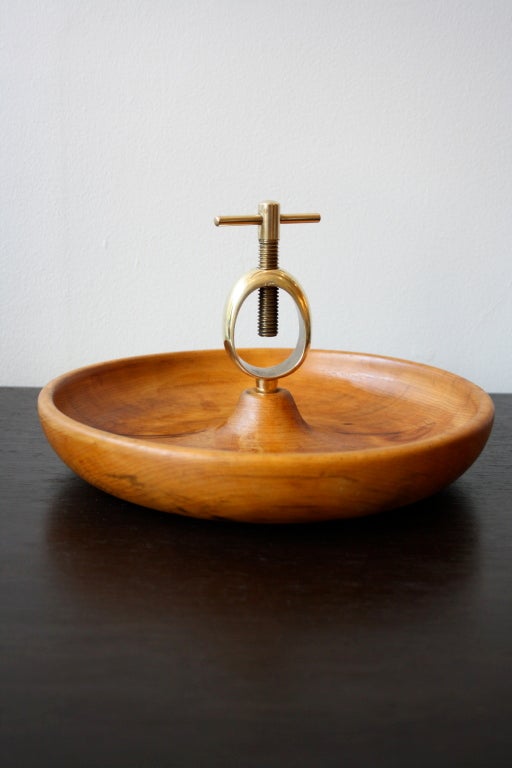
top-left (215, 201), bottom-right (320, 337)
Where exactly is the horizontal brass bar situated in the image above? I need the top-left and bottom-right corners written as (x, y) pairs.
top-left (214, 215), bottom-right (263, 226)
top-left (280, 213), bottom-right (321, 224)
top-left (215, 213), bottom-right (321, 227)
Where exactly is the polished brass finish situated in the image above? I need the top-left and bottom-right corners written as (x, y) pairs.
top-left (215, 201), bottom-right (320, 338)
top-left (223, 267), bottom-right (311, 386)
top-left (214, 213), bottom-right (321, 226)
top-left (255, 378), bottom-right (279, 394)
top-left (257, 200), bottom-right (280, 241)
top-left (258, 201), bottom-right (280, 336)
top-left (214, 215), bottom-right (263, 226)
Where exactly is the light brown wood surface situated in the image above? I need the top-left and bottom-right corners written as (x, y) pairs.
top-left (38, 348), bottom-right (494, 523)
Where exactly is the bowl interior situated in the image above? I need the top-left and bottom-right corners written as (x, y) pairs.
top-left (50, 349), bottom-right (491, 452)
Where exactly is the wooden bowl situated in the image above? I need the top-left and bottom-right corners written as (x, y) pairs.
top-left (38, 349), bottom-right (494, 523)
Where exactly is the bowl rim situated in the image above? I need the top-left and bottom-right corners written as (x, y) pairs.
top-left (38, 348), bottom-right (495, 465)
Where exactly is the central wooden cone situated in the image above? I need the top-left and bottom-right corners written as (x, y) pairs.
top-left (214, 387), bottom-right (311, 452)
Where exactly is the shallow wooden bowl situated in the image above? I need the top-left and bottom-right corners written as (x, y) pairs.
top-left (38, 349), bottom-right (494, 523)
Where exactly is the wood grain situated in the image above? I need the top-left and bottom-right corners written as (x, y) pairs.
top-left (3, 388), bottom-right (512, 767)
top-left (38, 349), bottom-right (494, 523)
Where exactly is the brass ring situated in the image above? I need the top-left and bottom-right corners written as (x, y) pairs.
top-left (223, 268), bottom-right (311, 381)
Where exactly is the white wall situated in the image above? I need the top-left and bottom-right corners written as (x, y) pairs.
top-left (2, 0), bottom-right (511, 391)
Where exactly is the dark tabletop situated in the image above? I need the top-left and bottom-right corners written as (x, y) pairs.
top-left (1, 387), bottom-right (511, 768)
